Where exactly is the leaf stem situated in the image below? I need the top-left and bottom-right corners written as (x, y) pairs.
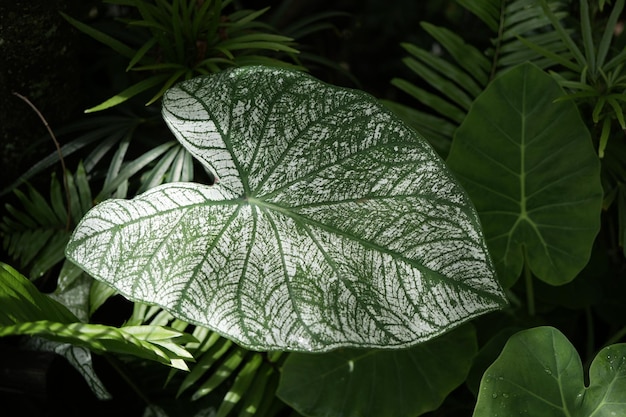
top-left (585, 307), bottom-right (595, 362)
top-left (105, 354), bottom-right (154, 407)
top-left (603, 325), bottom-right (626, 347)
top-left (489, 0), bottom-right (507, 81)
top-left (12, 92), bottom-right (72, 231)
top-left (524, 255), bottom-right (535, 316)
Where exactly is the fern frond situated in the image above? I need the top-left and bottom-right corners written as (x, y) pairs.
top-left (457, 0), bottom-right (502, 31)
top-left (493, 0), bottom-right (573, 71)
top-left (389, 0), bottom-right (573, 151)
top-left (389, 24), bottom-right (490, 155)
top-left (1, 163), bottom-right (93, 279)
top-left (126, 299), bottom-right (284, 416)
top-left (0, 264), bottom-right (196, 370)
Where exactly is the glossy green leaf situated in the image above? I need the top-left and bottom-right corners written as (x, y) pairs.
top-left (447, 63), bottom-right (602, 287)
top-left (474, 326), bottom-right (626, 417)
top-left (0, 263), bottom-right (78, 325)
top-left (0, 263), bottom-right (195, 371)
top-left (66, 66), bottom-right (506, 352)
top-left (0, 321), bottom-right (195, 371)
top-left (457, 0), bottom-right (501, 32)
top-left (278, 324), bottom-right (477, 417)
top-left (60, 12), bottom-right (136, 59)
top-left (85, 75), bottom-right (170, 113)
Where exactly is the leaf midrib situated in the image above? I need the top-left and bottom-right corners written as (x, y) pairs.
top-left (253, 198), bottom-right (505, 304)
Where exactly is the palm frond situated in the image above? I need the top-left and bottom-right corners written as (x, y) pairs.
top-left (125, 301), bottom-right (285, 416)
top-left (0, 264), bottom-right (196, 371)
top-left (64, 1), bottom-right (302, 112)
top-left (389, 0), bottom-right (573, 153)
top-left (493, 0), bottom-right (573, 71)
top-left (457, 0), bottom-right (502, 32)
top-left (389, 24), bottom-right (490, 155)
top-left (1, 163), bottom-right (92, 279)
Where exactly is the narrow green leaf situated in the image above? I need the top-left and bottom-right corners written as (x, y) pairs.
top-left (178, 336), bottom-right (234, 397)
top-left (8, 190), bottom-right (38, 228)
top-left (85, 75), bottom-right (170, 113)
top-left (599, 117), bottom-right (612, 158)
top-left (604, 47), bottom-right (626, 72)
top-left (0, 320), bottom-right (194, 370)
top-left (517, 35), bottom-right (581, 72)
top-left (391, 78), bottom-right (467, 123)
top-left (75, 162), bottom-right (93, 217)
top-left (192, 347), bottom-right (247, 400)
top-left (89, 279), bottom-right (117, 316)
top-left (171, 0), bottom-right (185, 63)
top-left (539, 0), bottom-right (587, 69)
top-left (30, 233), bottom-right (70, 278)
top-left (457, 0), bottom-right (501, 32)
top-left (60, 12), bottom-right (136, 59)
top-left (280, 11), bottom-right (350, 39)
top-left (237, 361), bottom-right (276, 417)
top-left (216, 353), bottom-right (263, 417)
top-left (0, 263), bottom-right (78, 325)
top-left (65, 169), bottom-right (83, 228)
top-left (0, 121), bottom-right (125, 197)
top-left (421, 22), bottom-right (490, 85)
top-left (1, 265), bottom-right (196, 371)
top-left (166, 146), bottom-right (192, 183)
top-left (129, 63), bottom-right (186, 71)
top-left (21, 184), bottom-right (59, 227)
top-left (579, 0), bottom-right (596, 75)
top-left (137, 145), bottom-right (180, 193)
top-left (229, 7), bottom-right (270, 27)
top-left (592, 96), bottom-right (607, 123)
top-left (126, 37), bottom-right (158, 71)
top-left (145, 69), bottom-right (188, 106)
top-left (401, 42), bottom-right (483, 98)
top-left (401, 57), bottom-right (473, 110)
top-left (220, 41), bottom-right (299, 54)
top-left (608, 97), bottom-right (626, 129)
top-left (95, 141), bottom-right (177, 201)
top-left (597, 0), bottom-right (624, 69)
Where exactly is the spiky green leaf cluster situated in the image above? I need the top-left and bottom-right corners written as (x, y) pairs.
top-left (0, 263), bottom-right (195, 370)
top-left (1, 163), bottom-right (92, 278)
top-left (61, 0), bottom-right (301, 112)
top-left (387, 0), bottom-right (572, 155)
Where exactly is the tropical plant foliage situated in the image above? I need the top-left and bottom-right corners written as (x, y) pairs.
top-left (447, 62), bottom-right (603, 288)
top-left (1, 0), bottom-right (626, 416)
top-left (61, 0), bottom-right (301, 112)
top-left (66, 66), bottom-right (507, 352)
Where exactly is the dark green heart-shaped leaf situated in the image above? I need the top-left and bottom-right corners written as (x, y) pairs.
top-left (278, 324), bottom-right (477, 417)
top-left (447, 63), bottom-right (603, 287)
top-left (66, 66), bottom-right (506, 352)
top-left (474, 326), bottom-right (626, 417)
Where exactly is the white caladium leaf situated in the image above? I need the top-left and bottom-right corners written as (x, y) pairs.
top-left (66, 66), bottom-right (507, 352)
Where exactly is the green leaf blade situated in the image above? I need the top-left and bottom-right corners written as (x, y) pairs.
top-left (67, 66), bottom-right (507, 352)
top-left (279, 324), bottom-right (478, 417)
top-left (473, 326), bottom-right (626, 417)
top-left (447, 63), bottom-right (603, 286)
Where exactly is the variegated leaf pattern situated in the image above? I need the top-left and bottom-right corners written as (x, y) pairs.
top-left (66, 66), bottom-right (506, 352)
